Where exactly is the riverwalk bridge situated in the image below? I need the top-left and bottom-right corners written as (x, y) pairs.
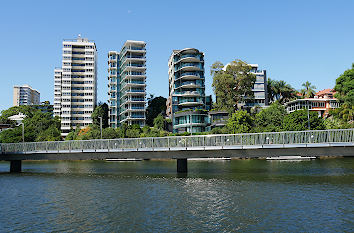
top-left (1, 129), bottom-right (353, 173)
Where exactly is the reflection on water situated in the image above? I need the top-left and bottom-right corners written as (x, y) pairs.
top-left (0, 158), bottom-right (353, 232)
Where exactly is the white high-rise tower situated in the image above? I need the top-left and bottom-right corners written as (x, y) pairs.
top-left (54, 35), bottom-right (97, 136)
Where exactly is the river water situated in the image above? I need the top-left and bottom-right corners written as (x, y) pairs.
top-left (0, 158), bottom-right (353, 232)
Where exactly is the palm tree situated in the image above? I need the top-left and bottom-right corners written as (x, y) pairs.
top-left (301, 81), bottom-right (316, 98)
top-left (268, 79), bottom-right (296, 104)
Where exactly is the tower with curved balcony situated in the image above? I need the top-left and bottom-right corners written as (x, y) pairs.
top-left (166, 48), bottom-right (208, 133)
top-left (108, 40), bottom-right (146, 128)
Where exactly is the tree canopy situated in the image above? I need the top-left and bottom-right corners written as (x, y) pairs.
top-left (333, 64), bottom-right (354, 123)
top-left (211, 60), bottom-right (256, 113)
top-left (282, 109), bottom-right (325, 131)
top-left (226, 110), bottom-right (254, 134)
top-left (267, 79), bottom-right (296, 104)
top-left (146, 96), bottom-right (167, 126)
top-left (255, 103), bottom-right (287, 132)
top-left (91, 103), bottom-right (109, 128)
top-left (301, 81), bottom-right (316, 98)
top-left (0, 107), bottom-right (61, 143)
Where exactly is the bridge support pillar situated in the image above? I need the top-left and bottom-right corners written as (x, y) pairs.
top-left (10, 160), bottom-right (22, 173)
top-left (177, 159), bottom-right (187, 173)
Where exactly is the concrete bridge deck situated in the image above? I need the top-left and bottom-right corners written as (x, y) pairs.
top-left (1, 129), bottom-right (353, 173)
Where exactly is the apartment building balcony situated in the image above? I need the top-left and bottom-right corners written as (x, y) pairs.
top-left (120, 97), bottom-right (145, 106)
top-left (174, 91), bottom-right (203, 97)
top-left (120, 55), bottom-right (146, 66)
top-left (175, 54), bottom-right (203, 63)
top-left (173, 122), bottom-right (208, 129)
top-left (71, 53), bottom-right (86, 58)
top-left (175, 63), bottom-right (203, 72)
top-left (120, 63), bottom-right (145, 74)
top-left (120, 115), bottom-right (146, 123)
top-left (121, 82), bottom-right (146, 91)
top-left (120, 46), bottom-right (146, 57)
top-left (178, 100), bottom-right (204, 106)
top-left (120, 106), bottom-right (145, 115)
top-left (175, 81), bottom-right (202, 89)
top-left (120, 89), bottom-right (145, 99)
top-left (176, 72), bottom-right (202, 81)
top-left (120, 72), bottom-right (146, 83)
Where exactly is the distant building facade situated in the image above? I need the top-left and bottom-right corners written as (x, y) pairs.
top-left (108, 41), bottom-right (147, 128)
top-left (13, 85), bottom-right (40, 106)
top-left (285, 88), bottom-right (339, 117)
top-left (54, 35), bottom-right (97, 136)
top-left (248, 64), bottom-right (268, 108)
top-left (166, 48), bottom-right (210, 133)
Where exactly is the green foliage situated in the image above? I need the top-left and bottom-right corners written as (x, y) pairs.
top-left (282, 109), bottom-right (325, 131)
top-left (36, 125), bottom-right (61, 141)
top-left (334, 64), bottom-right (354, 123)
top-left (301, 81), bottom-right (316, 98)
top-left (0, 127), bottom-right (23, 143)
top-left (125, 124), bottom-right (142, 138)
top-left (102, 127), bottom-right (118, 139)
top-left (267, 79), bottom-right (296, 104)
top-left (226, 110), bottom-right (254, 134)
top-left (0, 105), bottom-right (36, 126)
top-left (153, 114), bottom-right (164, 130)
top-left (146, 96), bottom-right (167, 126)
top-left (0, 107), bottom-right (61, 143)
top-left (169, 132), bottom-right (191, 136)
top-left (255, 103), bottom-right (287, 132)
top-left (324, 116), bottom-right (343, 129)
top-left (211, 60), bottom-right (256, 113)
top-left (210, 127), bottom-right (229, 134)
top-left (91, 103), bottom-right (109, 128)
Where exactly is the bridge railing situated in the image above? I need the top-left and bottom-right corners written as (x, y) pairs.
top-left (1, 128), bottom-right (353, 154)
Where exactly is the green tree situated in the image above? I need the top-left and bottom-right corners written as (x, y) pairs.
top-left (0, 105), bottom-right (36, 126)
top-left (0, 108), bottom-right (62, 143)
top-left (91, 103), bottom-right (109, 128)
top-left (36, 125), bottom-right (61, 141)
top-left (102, 127), bottom-right (118, 139)
top-left (268, 79), bottom-right (296, 104)
top-left (125, 124), bottom-right (142, 138)
top-left (301, 81), bottom-right (316, 98)
top-left (255, 103), bottom-right (287, 132)
top-left (211, 60), bottom-right (256, 113)
top-left (226, 110), bottom-right (254, 134)
top-left (0, 127), bottom-right (23, 143)
top-left (153, 114), bottom-right (164, 130)
top-left (333, 64), bottom-right (354, 123)
top-left (282, 109), bottom-right (325, 131)
top-left (146, 96), bottom-right (167, 126)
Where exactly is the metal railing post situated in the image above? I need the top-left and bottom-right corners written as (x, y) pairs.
top-left (152, 138), bottom-right (154, 151)
top-left (108, 139), bottom-right (110, 153)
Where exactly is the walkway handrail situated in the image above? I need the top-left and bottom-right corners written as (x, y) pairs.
top-left (1, 128), bottom-right (353, 154)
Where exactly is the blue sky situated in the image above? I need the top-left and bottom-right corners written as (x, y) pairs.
top-left (0, 0), bottom-right (353, 111)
